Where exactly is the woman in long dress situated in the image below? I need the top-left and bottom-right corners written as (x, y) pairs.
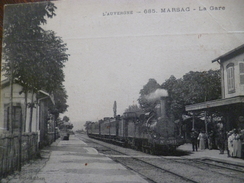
top-left (227, 131), bottom-right (234, 157)
top-left (233, 130), bottom-right (242, 158)
top-left (236, 135), bottom-right (242, 158)
top-left (198, 131), bottom-right (206, 150)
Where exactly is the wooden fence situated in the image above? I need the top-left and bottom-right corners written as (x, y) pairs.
top-left (0, 132), bottom-right (38, 179)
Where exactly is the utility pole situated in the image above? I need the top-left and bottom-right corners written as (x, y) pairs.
top-left (113, 101), bottom-right (117, 118)
top-left (9, 59), bottom-right (13, 133)
top-left (18, 111), bottom-right (22, 172)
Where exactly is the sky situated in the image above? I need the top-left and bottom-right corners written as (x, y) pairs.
top-left (40, 0), bottom-right (244, 130)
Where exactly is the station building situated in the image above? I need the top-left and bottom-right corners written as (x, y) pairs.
top-left (185, 44), bottom-right (244, 132)
top-left (0, 79), bottom-right (55, 147)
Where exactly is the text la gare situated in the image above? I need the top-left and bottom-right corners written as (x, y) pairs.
top-left (199, 6), bottom-right (225, 11)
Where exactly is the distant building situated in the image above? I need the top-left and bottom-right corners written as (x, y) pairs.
top-left (186, 44), bottom-right (244, 131)
top-left (0, 79), bottom-right (55, 147)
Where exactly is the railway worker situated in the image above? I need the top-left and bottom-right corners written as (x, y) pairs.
top-left (190, 129), bottom-right (198, 151)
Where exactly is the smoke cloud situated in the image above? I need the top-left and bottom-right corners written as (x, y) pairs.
top-left (145, 89), bottom-right (168, 101)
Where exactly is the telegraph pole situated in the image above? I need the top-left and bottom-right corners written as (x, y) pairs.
top-left (9, 58), bottom-right (14, 133)
top-left (113, 101), bottom-right (117, 118)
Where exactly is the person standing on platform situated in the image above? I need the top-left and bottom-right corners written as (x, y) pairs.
top-left (208, 130), bottom-right (214, 150)
top-left (232, 129), bottom-right (238, 157)
top-left (233, 129), bottom-right (242, 158)
top-left (198, 131), bottom-right (206, 150)
top-left (227, 130), bottom-right (234, 157)
top-left (236, 129), bottom-right (243, 158)
top-left (190, 129), bottom-right (199, 151)
top-left (218, 128), bottom-right (225, 154)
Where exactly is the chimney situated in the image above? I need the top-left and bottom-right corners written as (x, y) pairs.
top-left (159, 96), bottom-right (167, 119)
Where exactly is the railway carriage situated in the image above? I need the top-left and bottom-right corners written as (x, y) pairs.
top-left (109, 118), bottom-right (118, 142)
top-left (100, 117), bottom-right (111, 138)
top-left (87, 122), bottom-right (99, 138)
top-left (117, 116), bottom-right (126, 144)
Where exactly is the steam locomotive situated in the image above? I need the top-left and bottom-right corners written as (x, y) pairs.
top-left (86, 95), bottom-right (184, 154)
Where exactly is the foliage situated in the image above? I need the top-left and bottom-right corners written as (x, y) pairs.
top-left (57, 116), bottom-right (73, 130)
top-left (124, 104), bottom-right (144, 115)
top-left (65, 123), bottom-right (73, 130)
top-left (53, 85), bottom-right (69, 114)
top-left (138, 78), bottom-right (160, 112)
top-left (84, 121), bottom-right (91, 130)
top-left (161, 69), bottom-right (221, 121)
top-left (1, 2), bottom-right (71, 132)
top-left (2, 2), bottom-right (68, 94)
top-left (63, 116), bottom-right (70, 122)
top-left (2, 2), bottom-right (69, 128)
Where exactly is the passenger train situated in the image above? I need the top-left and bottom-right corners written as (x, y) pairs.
top-left (86, 95), bottom-right (185, 154)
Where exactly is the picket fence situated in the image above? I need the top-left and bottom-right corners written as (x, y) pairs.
top-left (0, 132), bottom-right (38, 179)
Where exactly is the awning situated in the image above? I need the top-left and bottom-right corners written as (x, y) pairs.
top-left (185, 96), bottom-right (244, 112)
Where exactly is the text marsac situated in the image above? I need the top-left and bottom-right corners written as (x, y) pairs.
top-left (161, 7), bottom-right (190, 13)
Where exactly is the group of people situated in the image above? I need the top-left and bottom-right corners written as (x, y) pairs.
top-left (190, 128), bottom-right (244, 158)
top-left (227, 129), bottom-right (243, 158)
top-left (190, 129), bottom-right (208, 152)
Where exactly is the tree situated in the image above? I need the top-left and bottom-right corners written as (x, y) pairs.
top-left (2, 2), bottom-right (69, 131)
top-left (124, 104), bottom-right (144, 115)
top-left (161, 75), bottom-right (183, 120)
top-left (84, 121), bottom-right (91, 131)
top-left (138, 78), bottom-right (160, 112)
top-left (181, 70), bottom-right (221, 104)
top-left (161, 69), bottom-right (221, 121)
top-left (36, 30), bottom-right (69, 93)
top-left (63, 116), bottom-right (70, 122)
top-left (52, 85), bottom-right (69, 115)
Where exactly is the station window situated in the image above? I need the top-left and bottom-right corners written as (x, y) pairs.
top-left (239, 63), bottom-right (244, 84)
top-left (6, 106), bottom-right (22, 132)
top-left (226, 63), bottom-right (235, 93)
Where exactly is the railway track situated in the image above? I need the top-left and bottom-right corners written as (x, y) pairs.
top-left (77, 134), bottom-right (244, 183)
top-left (78, 134), bottom-right (197, 183)
top-left (200, 158), bottom-right (244, 173)
top-left (170, 158), bottom-right (244, 180)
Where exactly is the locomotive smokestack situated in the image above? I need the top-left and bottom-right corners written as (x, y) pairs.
top-left (146, 89), bottom-right (168, 119)
top-left (160, 97), bottom-right (167, 119)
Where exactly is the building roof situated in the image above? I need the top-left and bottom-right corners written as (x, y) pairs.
top-left (1, 78), bottom-right (10, 89)
top-left (212, 44), bottom-right (244, 63)
top-left (185, 96), bottom-right (244, 111)
top-left (38, 90), bottom-right (55, 105)
top-left (1, 78), bottom-right (55, 105)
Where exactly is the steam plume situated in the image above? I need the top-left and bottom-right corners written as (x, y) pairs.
top-left (145, 89), bottom-right (168, 101)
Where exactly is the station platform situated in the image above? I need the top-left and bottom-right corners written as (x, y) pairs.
top-left (3, 135), bottom-right (244, 183)
top-left (177, 143), bottom-right (244, 166)
top-left (3, 134), bottom-right (148, 183)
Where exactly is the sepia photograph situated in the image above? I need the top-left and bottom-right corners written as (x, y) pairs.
top-left (0, 0), bottom-right (244, 182)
